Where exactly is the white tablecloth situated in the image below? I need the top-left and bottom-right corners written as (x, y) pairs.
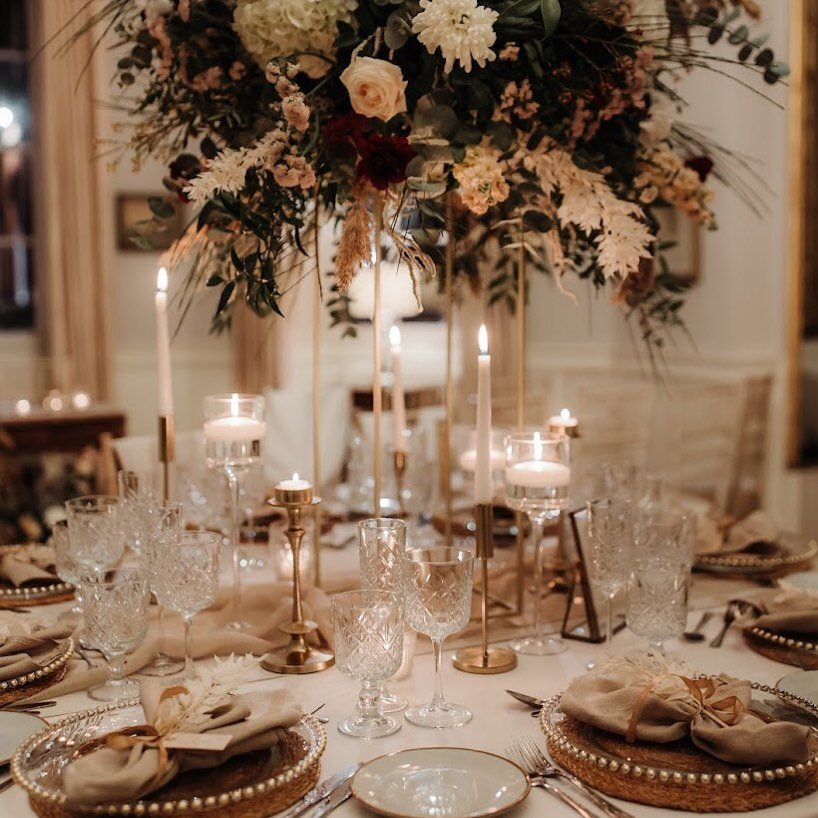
top-left (3, 578), bottom-right (816, 818)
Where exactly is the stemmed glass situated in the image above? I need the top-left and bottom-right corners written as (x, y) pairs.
top-left (52, 520), bottom-right (82, 620)
top-left (332, 590), bottom-right (404, 739)
top-left (203, 393), bottom-right (265, 631)
top-left (81, 566), bottom-right (151, 701)
top-left (65, 495), bottom-right (124, 578)
top-left (142, 503), bottom-right (185, 676)
top-left (402, 546), bottom-right (474, 729)
top-left (152, 531), bottom-right (221, 680)
top-left (503, 433), bottom-right (570, 655)
top-left (626, 509), bottom-right (690, 656)
top-left (586, 499), bottom-right (632, 647)
top-left (117, 469), bottom-right (161, 555)
top-left (358, 518), bottom-right (407, 713)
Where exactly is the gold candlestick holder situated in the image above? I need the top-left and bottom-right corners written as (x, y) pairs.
top-left (261, 485), bottom-right (334, 674)
top-left (393, 449), bottom-right (408, 517)
top-left (453, 504), bottom-right (518, 674)
top-left (158, 415), bottom-right (175, 502)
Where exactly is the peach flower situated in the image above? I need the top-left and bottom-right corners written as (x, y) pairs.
top-left (340, 57), bottom-right (407, 122)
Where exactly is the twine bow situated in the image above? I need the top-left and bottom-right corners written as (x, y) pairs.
top-left (625, 673), bottom-right (746, 743)
top-left (105, 685), bottom-right (189, 785)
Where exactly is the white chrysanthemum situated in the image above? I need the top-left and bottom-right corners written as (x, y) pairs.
top-left (234, 0), bottom-right (358, 79)
top-left (411, 0), bottom-right (498, 73)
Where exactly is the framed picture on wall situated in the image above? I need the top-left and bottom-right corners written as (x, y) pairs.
top-left (116, 193), bottom-right (185, 252)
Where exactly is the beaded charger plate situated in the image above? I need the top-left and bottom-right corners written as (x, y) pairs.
top-left (0, 636), bottom-right (74, 706)
top-left (540, 682), bottom-right (818, 812)
top-left (0, 545), bottom-right (74, 607)
top-left (743, 626), bottom-right (818, 670)
top-left (12, 698), bottom-right (326, 818)
top-left (694, 535), bottom-right (818, 578)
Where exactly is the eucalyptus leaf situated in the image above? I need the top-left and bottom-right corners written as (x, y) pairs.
top-left (384, 11), bottom-right (411, 50)
top-left (728, 24), bottom-right (749, 45)
top-left (522, 210), bottom-right (554, 233)
top-left (216, 280), bottom-right (236, 316)
top-left (540, 0), bottom-right (561, 38)
top-left (414, 103), bottom-right (460, 139)
top-left (487, 121), bottom-right (515, 151)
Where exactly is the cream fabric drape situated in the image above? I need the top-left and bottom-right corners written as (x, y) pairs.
top-left (31, 0), bottom-right (109, 399)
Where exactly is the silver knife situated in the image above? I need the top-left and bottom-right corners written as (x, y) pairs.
top-left (310, 778), bottom-right (353, 818)
top-left (275, 764), bottom-right (361, 818)
top-left (506, 689), bottom-right (546, 709)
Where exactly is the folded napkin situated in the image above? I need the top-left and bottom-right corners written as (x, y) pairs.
top-left (0, 544), bottom-right (58, 587)
top-left (561, 666), bottom-right (811, 766)
top-left (695, 510), bottom-right (779, 556)
top-left (63, 679), bottom-right (303, 806)
top-left (745, 588), bottom-right (818, 635)
top-left (23, 581), bottom-right (333, 702)
top-left (0, 621), bottom-right (73, 681)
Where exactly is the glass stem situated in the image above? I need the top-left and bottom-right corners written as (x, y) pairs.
top-left (108, 650), bottom-right (126, 683)
top-left (184, 615), bottom-right (196, 679)
top-left (157, 604), bottom-right (167, 657)
top-left (649, 640), bottom-right (665, 657)
top-left (431, 638), bottom-right (446, 710)
top-left (226, 466), bottom-right (243, 621)
top-left (357, 680), bottom-right (380, 722)
top-left (606, 595), bottom-right (614, 645)
top-left (530, 514), bottom-right (546, 644)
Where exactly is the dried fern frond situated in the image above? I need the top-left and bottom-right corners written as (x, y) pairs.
top-left (335, 201), bottom-right (371, 291)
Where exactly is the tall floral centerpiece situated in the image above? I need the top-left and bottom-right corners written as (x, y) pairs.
top-left (84, 0), bottom-right (784, 347)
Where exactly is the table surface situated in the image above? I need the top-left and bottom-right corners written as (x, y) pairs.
top-left (3, 576), bottom-right (816, 818)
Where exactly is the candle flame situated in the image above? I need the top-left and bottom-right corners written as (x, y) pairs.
top-left (156, 267), bottom-right (168, 293)
top-left (389, 325), bottom-right (401, 347)
top-left (292, 472), bottom-right (299, 481)
top-left (478, 324), bottom-right (489, 355)
top-left (560, 408), bottom-right (571, 421)
top-left (230, 393), bottom-right (239, 417)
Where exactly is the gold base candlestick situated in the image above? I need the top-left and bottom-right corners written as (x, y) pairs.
top-left (393, 449), bottom-right (407, 517)
top-left (158, 415), bottom-right (175, 502)
top-left (453, 504), bottom-right (518, 674)
top-left (262, 485), bottom-right (334, 674)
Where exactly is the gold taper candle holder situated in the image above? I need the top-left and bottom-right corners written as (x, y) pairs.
top-left (453, 504), bottom-right (517, 674)
top-left (158, 415), bottom-right (175, 502)
top-left (261, 488), bottom-right (334, 674)
top-left (393, 449), bottom-right (408, 517)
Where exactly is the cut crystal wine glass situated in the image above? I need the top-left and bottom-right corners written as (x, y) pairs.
top-left (65, 495), bottom-right (123, 577)
top-left (82, 566), bottom-right (150, 702)
top-left (402, 546), bottom-right (473, 729)
top-left (332, 590), bottom-right (404, 739)
top-left (358, 518), bottom-right (408, 713)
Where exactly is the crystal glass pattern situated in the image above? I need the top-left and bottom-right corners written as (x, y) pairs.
top-left (153, 531), bottom-right (221, 679)
top-left (65, 495), bottom-right (123, 576)
top-left (82, 567), bottom-right (150, 701)
top-left (358, 518), bottom-right (408, 713)
top-left (332, 590), bottom-right (404, 739)
top-left (52, 520), bottom-right (82, 618)
top-left (503, 433), bottom-right (570, 656)
top-left (402, 547), bottom-right (473, 729)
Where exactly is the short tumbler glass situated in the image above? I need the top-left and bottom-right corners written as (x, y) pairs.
top-left (332, 590), bottom-right (404, 739)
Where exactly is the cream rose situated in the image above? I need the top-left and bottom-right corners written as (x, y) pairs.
top-left (340, 57), bottom-right (408, 121)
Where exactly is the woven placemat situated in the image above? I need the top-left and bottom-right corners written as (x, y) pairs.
top-left (547, 715), bottom-right (818, 812)
top-left (27, 728), bottom-right (320, 818)
top-left (743, 628), bottom-right (818, 670)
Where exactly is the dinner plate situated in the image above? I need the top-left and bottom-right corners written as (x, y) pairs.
top-left (351, 748), bottom-right (530, 818)
top-left (0, 711), bottom-right (45, 764)
top-left (777, 670), bottom-right (818, 708)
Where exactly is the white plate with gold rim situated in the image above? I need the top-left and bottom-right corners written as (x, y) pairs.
top-left (351, 748), bottom-right (530, 818)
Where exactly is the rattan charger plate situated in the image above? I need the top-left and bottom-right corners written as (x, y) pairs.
top-left (0, 636), bottom-right (74, 706)
top-left (540, 681), bottom-right (818, 812)
top-left (13, 697), bottom-right (326, 818)
top-left (743, 626), bottom-right (818, 669)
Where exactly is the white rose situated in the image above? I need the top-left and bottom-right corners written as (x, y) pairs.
top-left (340, 57), bottom-right (408, 122)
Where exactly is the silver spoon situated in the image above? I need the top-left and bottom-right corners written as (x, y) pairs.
top-left (683, 611), bottom-right (714, 642)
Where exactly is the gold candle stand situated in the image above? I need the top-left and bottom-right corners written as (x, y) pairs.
top-left (261, 485), bottom-right (334, 674)
top-left (453, 504), bottom-right (517, 674)
top-left (393, 449), bottom-right (408, 516)
top-left (158, 415), bottom-right (175, 502)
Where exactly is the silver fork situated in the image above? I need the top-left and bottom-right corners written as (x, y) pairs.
top-left (509, 737), bottom-right (635, 818)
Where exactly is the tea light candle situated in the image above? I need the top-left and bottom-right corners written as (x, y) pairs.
top-left (474, 325), bottom-right (493, 505)
top-left (203, 394), bottom-right (266, 441)
top-left (389, 325), bottom-right (408, 453)
top-left (549, 408), bottom-right (579, 437)
top-left (274, 472), bottom-right (314, 505)
top-left (504, 460), bottom-right (571, 489)
top-left (155, 267), bottom-right (174, 417)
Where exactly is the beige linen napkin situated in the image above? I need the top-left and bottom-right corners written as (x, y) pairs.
top-left (696, 510), bottom-right (779, 557)
top-left (23, 581), bottom-right (332, 702)
top-left (63, 681), bottom-right (302, 806)
top-left (0, 622), bottom-right (72, 681)
top-left (0, 544), bottom-right (58, 587)
top-left (561, 668), bottom-right (811, 766)
top-left (747, 588), bottom-right (818, 634)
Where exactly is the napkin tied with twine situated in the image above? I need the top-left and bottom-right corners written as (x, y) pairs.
top-left (561, 667), bottom-right (811, 766)
top-left (62, 679), bottom-right (303, 806)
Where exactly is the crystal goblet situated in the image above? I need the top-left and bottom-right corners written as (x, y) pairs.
top-left (52, 519), bottom-right (82, 619)
top-left (82, 566), bottom-right (150, 702)
top-left (332, 590), bottom-right (404, 739)
top-left (402, 546), bottom-right (474, 729)
top-left (504, 433), bottom-right (570, 656)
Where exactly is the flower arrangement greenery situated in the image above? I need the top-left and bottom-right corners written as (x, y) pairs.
top-left (79, 0), bottom-right (785, 351)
